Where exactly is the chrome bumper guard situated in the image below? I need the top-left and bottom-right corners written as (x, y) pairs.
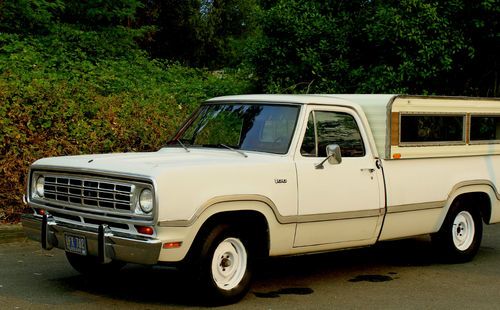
top-left (22, 213), bottom-right (162, 265)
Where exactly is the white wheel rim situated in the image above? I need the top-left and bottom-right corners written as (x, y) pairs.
top-left (452, 211), bottom-right (475, 251)
top-left (211, 237), bottom-right (247, 291)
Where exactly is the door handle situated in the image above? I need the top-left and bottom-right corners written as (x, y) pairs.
top-left (360, 168), bottom-right (375, 173)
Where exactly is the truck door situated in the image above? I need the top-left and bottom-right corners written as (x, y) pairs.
top-left (293, 105), bottom-right (385, 247)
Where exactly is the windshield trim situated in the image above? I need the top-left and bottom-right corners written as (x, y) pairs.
top-left (166, 102), bottom-right (303, 156)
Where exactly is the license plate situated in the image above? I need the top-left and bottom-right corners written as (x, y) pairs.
top-left (64, 234), bottom-right (87, 256)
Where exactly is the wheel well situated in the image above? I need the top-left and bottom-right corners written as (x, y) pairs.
top-left (452, 192), bottom-right (491, 224)
top-left (191, 210), bottom-right (270, 259)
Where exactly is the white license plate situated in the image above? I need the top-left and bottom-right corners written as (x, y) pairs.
top-left (64, 234), bottom-right (87, 256)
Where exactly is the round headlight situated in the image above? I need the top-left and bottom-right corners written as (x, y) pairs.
top-left (35, 176), bottom-right (45, 197)
top-left (139, 189), bottom-right (153, 213)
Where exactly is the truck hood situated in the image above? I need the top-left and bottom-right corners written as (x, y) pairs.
top-left (32, 148), bottom-right (286, 178)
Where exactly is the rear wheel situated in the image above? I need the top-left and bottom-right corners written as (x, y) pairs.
top-left (432, 202), bottom-right (483, 263)
top-left (193, 224), bottom-right (253, 305)
top-left (65, 252), bottom-right (126, 275)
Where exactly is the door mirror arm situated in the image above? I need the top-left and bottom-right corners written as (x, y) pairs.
top-left (315, 144), bottom-right (342, 169)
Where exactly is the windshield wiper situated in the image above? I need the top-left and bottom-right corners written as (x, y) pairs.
top-left (219, 144), bottom-right (248, 158)
top-left (177, 139), bottom-right (190, 152)
top-left (166, 139), bottom-right (190, 153)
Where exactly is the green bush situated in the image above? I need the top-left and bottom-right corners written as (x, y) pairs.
top-left (0, 25), bottom-right (254, 223)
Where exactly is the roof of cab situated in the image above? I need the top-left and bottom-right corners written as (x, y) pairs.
top-left (206, 94), bottom-right (397, 106)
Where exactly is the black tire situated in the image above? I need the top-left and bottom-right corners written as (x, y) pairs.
top-left (192, 224), bottom-right (253, 305)
top-left (431, 201), bottom-right (483, 263)
top-left (65, 252), bottom-right (126, 275)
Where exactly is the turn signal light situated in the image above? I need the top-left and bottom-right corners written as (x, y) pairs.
top-left (393, 153), bottom-right (402, 159)
top-left (35, 208), bottom-right (46, 216)
top-left (163, 242), bottom-right (182, 249)
top-left (135, 225), bottom-right (154, 235)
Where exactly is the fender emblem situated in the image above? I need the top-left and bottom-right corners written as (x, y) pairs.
top-left (274, 179), bottom-right (287, 184)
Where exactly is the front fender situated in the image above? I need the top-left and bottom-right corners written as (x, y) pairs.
top-left (156, 198), bottom-right (294, 262)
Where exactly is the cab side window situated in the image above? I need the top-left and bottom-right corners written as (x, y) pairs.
top-left (300, 111), bottom-right (365, 157)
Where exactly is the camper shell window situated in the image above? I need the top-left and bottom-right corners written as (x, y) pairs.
top-left (399, 114), bottom-right (465, 145)
top-left (470, 115), bottom-right (500, 142)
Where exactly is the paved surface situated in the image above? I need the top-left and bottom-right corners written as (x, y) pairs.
top-left (0, 224), bottom-right (25, 244)
top-left (1, 225), bottom-right (500, 309)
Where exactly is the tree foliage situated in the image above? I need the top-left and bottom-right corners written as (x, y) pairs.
top-left (143, 0), bottom-right (261, 67)
top-left (249, 0), bottom-right (499, 96)
top-left (249, 0), bottom-right (364, 93)
top-left (0, 0), bottom-right (64, 34)
top-left (61, 0), bottom-right (143, 26)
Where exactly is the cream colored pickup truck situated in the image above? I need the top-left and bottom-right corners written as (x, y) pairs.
top-left (22, 94), bottom-right (500, 304)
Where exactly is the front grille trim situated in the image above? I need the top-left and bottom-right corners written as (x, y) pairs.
top-left (28, 167), bottom-right (157, 227)
top-left (43, 174), bottom-right (135, 213)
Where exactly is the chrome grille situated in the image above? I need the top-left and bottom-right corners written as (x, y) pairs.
top-left (43, 175), bottom-right (133, 212)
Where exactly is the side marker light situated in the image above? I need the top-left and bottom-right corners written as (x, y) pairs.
top-left (163, 242), bottom-right (182, 249)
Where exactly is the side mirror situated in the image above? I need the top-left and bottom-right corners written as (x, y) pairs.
top-left (315, 144), bottom-right (342, 169)
top-left (326, 144), bottom-right (342, 165)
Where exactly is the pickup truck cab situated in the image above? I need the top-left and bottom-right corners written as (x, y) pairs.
top-left (22, 94), bottom-right (500, 304)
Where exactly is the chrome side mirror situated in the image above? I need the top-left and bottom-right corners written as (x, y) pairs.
top-left (315, 144), bottom-right (342, 169)
top-left (326, 144), bottom-right (342, 165)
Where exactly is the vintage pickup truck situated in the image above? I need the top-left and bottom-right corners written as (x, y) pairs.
top-left (22, 94), bottom-right (500, 303)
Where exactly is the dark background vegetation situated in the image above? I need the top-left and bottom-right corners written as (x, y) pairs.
top-left (1, 0), bottom-right (499, 222)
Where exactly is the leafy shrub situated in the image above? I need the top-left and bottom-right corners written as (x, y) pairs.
top-left (0, 25), bottom-right (254, 223)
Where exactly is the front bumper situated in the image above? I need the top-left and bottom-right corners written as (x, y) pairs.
top-left (22, 213), bottom-right (162, 265)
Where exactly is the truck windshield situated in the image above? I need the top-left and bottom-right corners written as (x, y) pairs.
top-left (170, 103), bottom-right (300, 155)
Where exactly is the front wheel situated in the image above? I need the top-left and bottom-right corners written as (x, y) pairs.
top-left (432, 202), bottom-right (483, 263)
top-left (194, 224), bottom-right (253, 305)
